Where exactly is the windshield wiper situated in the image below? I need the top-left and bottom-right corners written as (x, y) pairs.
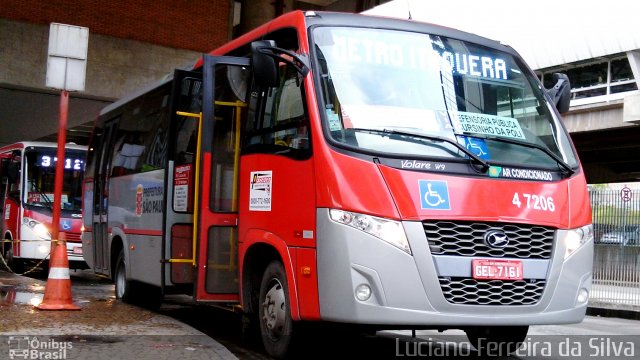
top-left (483, 136), bottom-right (575, 175)
top-left (351, 128), bottom-right (490, 172)
top-left (30, 181), bottom-right (54, 210)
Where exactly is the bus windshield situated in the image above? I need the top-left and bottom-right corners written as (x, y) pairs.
top-left (23, 148), bottom-right (85, 211)
top-left (314, 27), bottom-right (578, 170)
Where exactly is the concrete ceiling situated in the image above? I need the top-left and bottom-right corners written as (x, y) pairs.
top-left (0, 85), bottom-right (111, 147)
top-left (572, 126), bottom-right (640, 184)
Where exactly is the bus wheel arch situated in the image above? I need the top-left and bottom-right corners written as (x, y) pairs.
top-left (2, 233), bottom-right (21, 273)
top-left (2, 232), bottom-right (11, 254)
top-left (242, 243), bottom-right (283, 315)
top-left (114, 249), bottom-right (131, 300)
top-left (111, 236), bottom-right (161, 309)
top-left (0, 231), bottom-right (13, 254)
top-left (110, 236), bottom-right (124, 280)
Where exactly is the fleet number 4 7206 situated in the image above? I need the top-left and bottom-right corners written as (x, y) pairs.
top-left (512, 193), bottom-right (555, 212)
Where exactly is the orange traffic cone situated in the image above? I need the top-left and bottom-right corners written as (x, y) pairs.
top-left (37, 233), bottom-right (80, 310)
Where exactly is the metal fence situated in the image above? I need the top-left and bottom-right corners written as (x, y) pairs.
top-left (588, 187), bottom-right (640, 309)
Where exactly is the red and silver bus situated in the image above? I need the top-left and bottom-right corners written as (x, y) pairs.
top-left (1, 141), bottom-right (87, 273)
top-left (82, 11), bottom-right (593, 357)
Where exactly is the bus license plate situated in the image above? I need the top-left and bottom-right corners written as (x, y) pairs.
top-left (472, 259), bottom-right (523, 280)
top-left (73, 246), bottom-right (83, 255)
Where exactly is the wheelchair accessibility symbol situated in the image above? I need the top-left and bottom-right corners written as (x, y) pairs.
top-left (61, 219), bottom-right (72, 231)
top-left (460, 136), bottom-right (490, 160)
top-left (419, 180), bottom-right (451, 210)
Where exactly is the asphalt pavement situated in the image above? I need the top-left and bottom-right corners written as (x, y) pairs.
top-left (0, 269), bottom-right (238, 360)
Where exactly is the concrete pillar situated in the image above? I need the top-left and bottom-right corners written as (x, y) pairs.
top-left (627, 50), bottom-right (640, 89)
top-left (238, 0), bottom-right (294, 35)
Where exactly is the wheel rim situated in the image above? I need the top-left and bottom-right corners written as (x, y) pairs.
top-left (262, 278), bottom-right (286, 340)
top-left (115, 264), bottom-right (126, 299)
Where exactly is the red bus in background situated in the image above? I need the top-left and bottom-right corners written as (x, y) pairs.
top-left (82, 11), bottom-right (593, 358)
top-left (1, 141), bottom-right (87, 273)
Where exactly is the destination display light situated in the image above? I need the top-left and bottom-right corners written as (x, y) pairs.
top-left (441, 51), bottom-right (507, 80)
top-left (327, 30), bottom-right (510, 81)
top-left (38, 155), bottom-right (84, 170)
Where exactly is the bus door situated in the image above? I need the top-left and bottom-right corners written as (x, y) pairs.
top-left (92, 119), bottom-right (119, 274)
top-left (164, 69), bottom-right (203, 289)
top-left (2, 151), bottom-right (23, 252)
top-left (0, 152), bottom-right (13, 241)
top-left (195, 55), bottom-right (250, 301)
top-left (0, 153), bottom-right (10, 215)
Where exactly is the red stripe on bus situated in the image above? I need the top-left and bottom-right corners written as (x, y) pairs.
top-left (122, 229), bottom-right (163, 236)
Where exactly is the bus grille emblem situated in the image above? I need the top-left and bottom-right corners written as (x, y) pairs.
top-left (484, 230), bottom-right (509, 248)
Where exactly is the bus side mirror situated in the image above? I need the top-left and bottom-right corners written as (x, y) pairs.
top-left (251, 40), bottom-right (310, 88)
top-left (251, 40), bottom-right (279, 87)
top-left (546, 73), bottom-right (571, 114)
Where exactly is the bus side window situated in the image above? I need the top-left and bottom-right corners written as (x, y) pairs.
top-left (7, 155), bottom-right (21, 201)
top-left (0, 157), bottom-right (8, 204)
top-left (176, 123), bottom-right (197, 165)
top-left (244, 61), bottom-right (310, 159)
top-left (173, 77), bottom-right (203, 167)
top-left (112, 132), bottom-right (145, 176)
top-left (110, 84), bottom-right (171, 176)
top-left (142, 113), bottom-right (169, 171)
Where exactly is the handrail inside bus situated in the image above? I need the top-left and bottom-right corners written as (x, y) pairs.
top-left (169, 101), bottom-right (246, 270)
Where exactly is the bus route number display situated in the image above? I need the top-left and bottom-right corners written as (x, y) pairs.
top-left (39, 155), bottom-right (84, 170)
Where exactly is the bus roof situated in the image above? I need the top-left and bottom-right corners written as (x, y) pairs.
top-left (100, 10), bottom-right (521, 119)
top-left (0, 141), bottom-right (87, 153)
top-left (201, 10), bottom-right (513, 65)
top-left (99, 76), bottom-right (172, 117)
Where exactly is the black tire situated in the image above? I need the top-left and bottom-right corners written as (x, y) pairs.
top-left (114, 250), bottom-right (134, 302)
top-left (466, 325), bottom-right (529, 356)
top-left (259, 261), bottom-right (293, 359)
top-left (3, 243), bottom-right (23, 274)
top-left (114, 250), bottom-right (162, 309)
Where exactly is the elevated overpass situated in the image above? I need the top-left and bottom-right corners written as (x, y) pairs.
top-left (566, 95), bottom-right (640, 184)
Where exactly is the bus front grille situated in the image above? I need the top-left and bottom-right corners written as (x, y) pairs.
top-left (62, 232), bottom-right (82, 242)
top-left (423, 221), bottom-right (555, 259)
top-left (439, 278), bottom-right (546, 305)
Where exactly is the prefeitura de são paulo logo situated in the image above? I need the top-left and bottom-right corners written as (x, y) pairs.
top-left (7, 336), bottom-right (72, 359)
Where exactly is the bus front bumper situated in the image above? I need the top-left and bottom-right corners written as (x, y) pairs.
top-left (316, 209), bottom-right (593, 327)
top-left (17, 239), bottom-right (86, 264)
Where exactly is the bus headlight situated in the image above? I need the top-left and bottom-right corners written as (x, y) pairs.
top-left (330, 209), bottom-right (411, 255)
top-left (564, 224), bottom-right (593, 259)
top-left (22, 217), bottom-right (52, 240)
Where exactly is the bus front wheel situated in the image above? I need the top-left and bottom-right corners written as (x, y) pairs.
top-left (465, 325), bottom-right (529, 356)
top-left (259, 261), bottom-right (293, 359)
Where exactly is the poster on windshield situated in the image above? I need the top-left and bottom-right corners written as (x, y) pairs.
top-left (449, 111), bottom-right (525, 140)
